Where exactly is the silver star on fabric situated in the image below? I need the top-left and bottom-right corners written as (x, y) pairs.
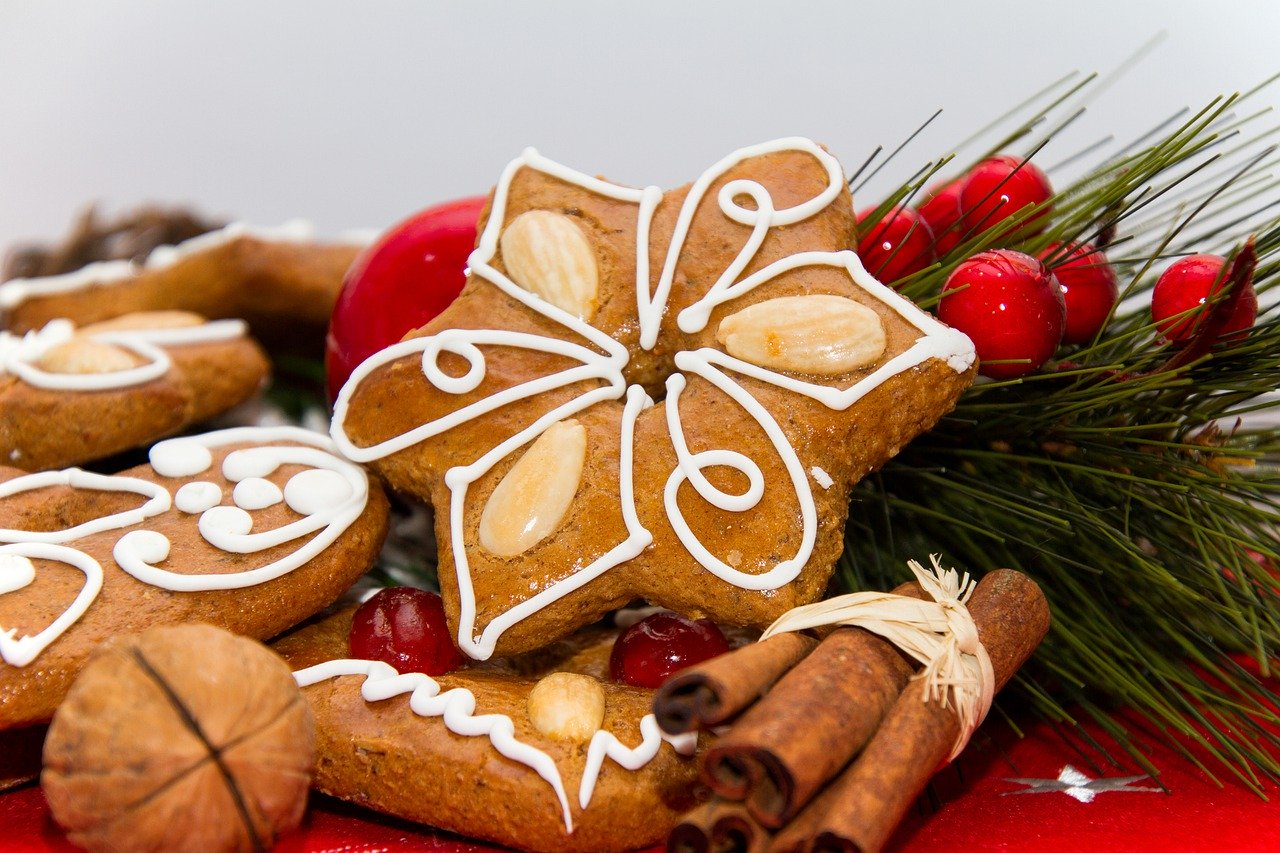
top-left (1003, 765), bottom-right (1161, 803)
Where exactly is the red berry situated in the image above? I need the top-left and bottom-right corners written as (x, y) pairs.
top-left (916, 177), bottom-right (966, 256)
top-left (959, 156), bottom-right (1053, 238)
top-left (349, 587), bottom-right (465, 676)
top-left (1151, 254), bottom-right (1257, 346)
top-left (1040, 242), bottom-right (1119, 345)
top-left (609, 612), bottom-right (730, 688)
top-left (939, 249), bottom-right (1065, 379)
top-left (325, 195), bottom-right (487, 402)
top-left (856, 206), bottom-right (937, 285)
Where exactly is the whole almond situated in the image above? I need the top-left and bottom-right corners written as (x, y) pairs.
top-left (716, 294), bottom-right (886, 375)
top-left (526, 672), bottom-right (606, 742)
top-left (479, 419), bottom-right (587, 557)
top-left (38, 339), bottom-right (140, 375)
top-left (79, 311), bottom-right (206, 334)
top-left (499, 210), bottom-right (599, 321)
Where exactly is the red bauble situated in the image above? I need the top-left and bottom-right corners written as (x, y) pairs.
top-left (609, 612), bottom-right (730, 689)
top-left (1151, 254), bottom-right (1257, 345)
top-left (349, 587), bottom-right (465, 676)
top-left (916, 177), bottom-right (966, 256)
top-left (1040, 242), bottom-right (1119, 345)
top-left (939, 249), bottom-right (1065, 379)
top-left (856, 206), bottom-right (937, 284)
top-left (325, 195), bottom-right (487, 402)
top-left (960, 155), bottom-right (1053, 237)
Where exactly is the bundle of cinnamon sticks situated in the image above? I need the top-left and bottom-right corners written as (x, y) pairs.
top-left (656, 568), bottom-right (1050, 853)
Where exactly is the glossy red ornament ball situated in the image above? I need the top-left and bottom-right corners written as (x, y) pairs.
top-left (939, 249), bottom-right (1065, 379)
top-left (960, 155), bottom-right (1054, 237)
top-left (1040, 242), bottom-right (1119, 345)
top-left (349, 587), bottom-right (465, 676)
top-left (916, 177), bottom-right (966, 256)
top-left (856, 206), bottom-right (937, 284)
top-left (1151, 254), bottom-right (1257, 345)
top-left (609, 612), bottom-right (730, 689)
top-left (325, 195), bottom-right (488, 402)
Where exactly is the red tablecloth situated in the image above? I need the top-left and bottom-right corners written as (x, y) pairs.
top-left (4, 712), bottom-right (1275, 852)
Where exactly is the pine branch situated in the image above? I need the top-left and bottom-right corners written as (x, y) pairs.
top-left (848, 75), bottom-right (1280, 788)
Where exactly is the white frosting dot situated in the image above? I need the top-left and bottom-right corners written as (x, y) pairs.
top-left (150, 440), bottom-right (213, 478)
top-left (0, 554), bottom-right (37, 594)
top-left (810, 466), bottom-right (834, 490)
top-left (284, 469), bottom-right (353, 516)
top-left (232, 478), bottom-right (283, 510)
top-left (175, 481), bottom-right (222, 514)
top-left (222, 448), bottom-right (280, 481)
top-left (120, 529), bottom-right (171, 564)
top-left (201, 505), bottom-right (254, 537)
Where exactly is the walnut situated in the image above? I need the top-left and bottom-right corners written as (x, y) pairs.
top-left (42, 624), bottom-right (314, 852)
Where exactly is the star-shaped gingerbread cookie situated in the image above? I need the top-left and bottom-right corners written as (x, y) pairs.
top-left (333, 139), bottom-right (976, 659)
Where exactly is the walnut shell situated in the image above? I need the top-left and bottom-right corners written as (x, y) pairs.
top-left (42, 624), bottom-right (314, 852)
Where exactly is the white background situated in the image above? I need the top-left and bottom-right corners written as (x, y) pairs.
top-left (1, 0), bottom-right (1278, 247)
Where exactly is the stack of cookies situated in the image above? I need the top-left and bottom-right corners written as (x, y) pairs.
top-left (2, 139), bottom-right (979, 852)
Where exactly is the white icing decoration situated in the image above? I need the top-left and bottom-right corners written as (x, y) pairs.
top-left (175, 481), bottom-right (223, 514)
top-left (331, 140), bottom-right (975, 662)
top-left (579, 715), bottom-right (698, 809)
top-left (233, 477), bottom-right (283, 510)
top-left (284, 469), bottom-right (351, 516)
top-left (810, 466), bottom-right (834, 490)
top-left (0, 543), bottom-right (104, 667)
top-left (294, 659), bottom-right (575, 829)
top-left (114, 427), bottom-right (369, 591)
top-left (150, 440), bottom-right (213, 478)
top-left (0, 469), bottom-right (171, 543)
top-left (0, 319), bottom-right (75, 371)
top-left (0, 426), bottom-right (370, 666)
top-left (0, 318), bottom-right (247, 392)
top-left (0, 554), bottom-right (35, 595)
top-left (292, 659), bottom-right (695, 832)
top-left (0, 221), bottom-right (371, 312)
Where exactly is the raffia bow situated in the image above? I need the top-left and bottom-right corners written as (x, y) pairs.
top-left (759, 554), bottom-right (995, 761)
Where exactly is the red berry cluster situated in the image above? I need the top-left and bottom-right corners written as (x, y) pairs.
top-left (919, 155), bottom-right (1257, 379)
top-left (857, 155), bottom-right (1054, 287)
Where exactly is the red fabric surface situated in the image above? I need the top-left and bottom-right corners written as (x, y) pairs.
top-left (3, 712), bottom-right (1276, 852)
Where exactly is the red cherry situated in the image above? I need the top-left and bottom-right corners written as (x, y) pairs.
top-left (959, 155), bottom-right (1053, 238)
top-left (325, 195), bottom-right (487, 402)
top-left (856, 206), bottom-right (937, 284)
top-left (1151, 254), bottom-right (1257, 346)
top-left (349, 587), bottom-right (465, 676)
top-left (609, 612), bottom-right (730, 688)
top-left (938, 249), bottom-right (1065, 379)
top-left (916, 177), bottom-right (966, 256)
top-left (1040, 242), bottom-right (1119, 345)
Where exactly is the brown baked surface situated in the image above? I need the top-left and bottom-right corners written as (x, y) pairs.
top-left (3, 237), bottom-right (361, 341)
top-left (0, 321), bottom-right (270, 471)
top-left (275, 608), bottom-right (706, 853)
top-left (0, 441), bottom-right (390, 729)
top-left (339, 147), bottom-right (976, 657)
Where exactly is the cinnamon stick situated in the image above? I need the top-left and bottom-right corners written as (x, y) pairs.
top-left (666, 798), bottom-right (772, 853)
top-left (701, 583), bottom-right (922, 822)
top-left (772, 569), bottom-right (1050, 853)
top-left (654, 632), bottom-right (819, 735)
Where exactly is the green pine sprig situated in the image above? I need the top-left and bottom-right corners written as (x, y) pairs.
top-left (844, 74), bottom-right (1280, 792)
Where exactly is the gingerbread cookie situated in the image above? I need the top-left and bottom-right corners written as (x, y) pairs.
top-left (0, 426), bottom-right (389, 729)
top-left (1, 215), bottom-right (369, 344)
top-left (276, 607), bottom-right (704, 853)
top-left (331, 139), bottom-right (977, 660)
top-left (1, 311), bottom-right (269, 471)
